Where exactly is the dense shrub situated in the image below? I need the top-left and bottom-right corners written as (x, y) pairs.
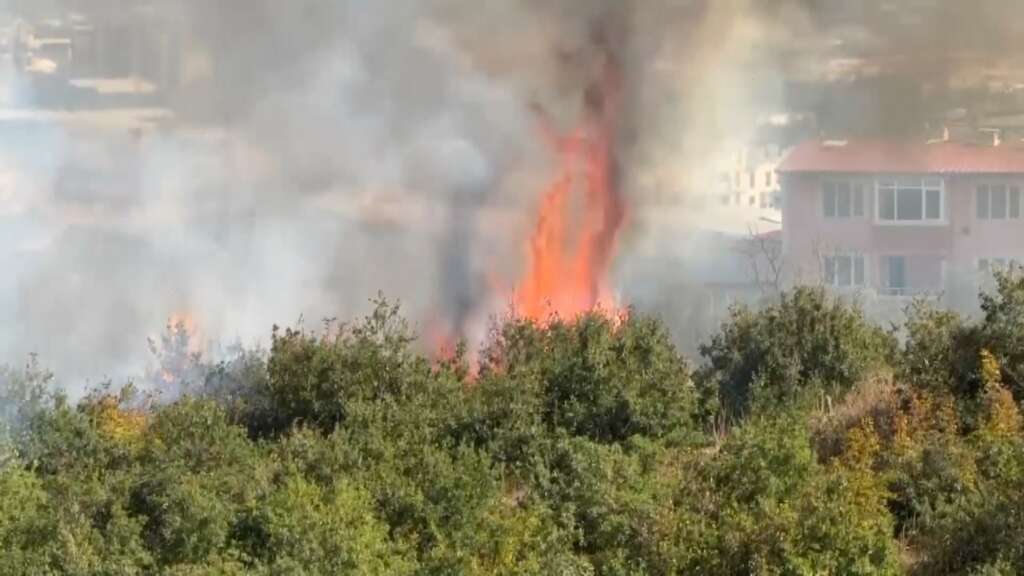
top-left (900, 300), bottom-right (982, 397)
top-left (4, 285), bottom-right (1024, 574)
top-left (251, 299), bottom-right (465, 443)
top-left (252, 476), bottom-right (413, 575)
top-left (0, 357), bottom-right (56, 466)
top-left (697, 287), bottom-right (894, 420)
top-left (978, 268), bottom-right (1024, 399)
top-left (901, 268), bottom-right (1024, 399)
top-left (472, 311), bottom-right (699, 447)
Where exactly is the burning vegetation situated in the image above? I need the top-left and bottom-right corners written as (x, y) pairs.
top-left (8, 0), bottom-right (1024, 574)
top-left (7, 277), bottom-right (1024, 573)
top-left (424, 18), bottom-right (634, 361)
top-left (515, 35), bottom-right (626, 322)
top-left (147, 314), bottom-right (204, 388)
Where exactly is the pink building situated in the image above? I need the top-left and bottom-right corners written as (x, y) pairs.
top-left (778, 139), bottom-right (1024, 299)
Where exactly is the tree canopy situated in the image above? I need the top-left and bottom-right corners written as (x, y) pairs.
top-left (4, 275), bottom-right (1024, 574)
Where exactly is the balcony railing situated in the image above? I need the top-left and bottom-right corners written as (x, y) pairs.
top-left (879, 287), bottom-right (910, 297)
top-left (821, 284), bottom-right (944, 302)
top-left (876, 286), bottom-right (944, 300)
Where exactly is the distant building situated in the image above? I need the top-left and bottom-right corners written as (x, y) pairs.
top-left (778, 137), bottom-right (1024, 302)
top-left (716, 143), bottom-right (785, 225)
top-left (8, 5), bottom-right (188, 105)
top-left (69, 4), bottom-right (184, 92)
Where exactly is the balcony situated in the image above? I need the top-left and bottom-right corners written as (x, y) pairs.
top-left (878, 287), bottom-right (910, 297)
top-left (875, 286), bottom-right (942, 300)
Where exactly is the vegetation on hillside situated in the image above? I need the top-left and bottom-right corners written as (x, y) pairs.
top-left (4, 273), bottom-right (1024, 574)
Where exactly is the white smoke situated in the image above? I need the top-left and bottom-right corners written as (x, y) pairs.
top-left (0, 1), bottom-right (549, 386)
top-left (0, 0), bottom-right (836, 387)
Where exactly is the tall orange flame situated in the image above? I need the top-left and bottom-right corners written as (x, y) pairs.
top-left (516, 48), bottom-right (625, 322)
top-left (427, 37), bottom-right (627, 365)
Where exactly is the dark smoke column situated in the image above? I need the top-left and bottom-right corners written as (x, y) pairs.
top-left (579, 19), bottom-right (628, 307)
top-left (435, 183), bottom-right (485, 351)
top-left (514, 8), bottom-right (634, 320)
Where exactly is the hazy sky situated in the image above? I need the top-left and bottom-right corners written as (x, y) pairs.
top-left (2, 0), bottom-right (1022, 388)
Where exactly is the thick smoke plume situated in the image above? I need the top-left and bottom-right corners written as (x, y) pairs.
top-left (4, 0), bottom-right (1024, 387)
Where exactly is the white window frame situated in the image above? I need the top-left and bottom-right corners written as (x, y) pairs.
top-left (823, 252), bottom-right (867, 289)
top-left (975, 182), bottom-right (1023, 221)
top-left (874, 177), bottom-right (946, 226)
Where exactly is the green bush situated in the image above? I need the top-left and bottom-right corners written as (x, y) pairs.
top-left (698, 287), bottom-right (894, 420)
top-left (900, 268), bottom-right (1024, 403)
top-left (900, 299), bottom-right (982, 398)
top-left (253, 476), bottom-right (413, 575)
top-left (978, 268), bottom-right (1024, 399)
top-left (7, 285), bottom-right (1024, 573)
top-left (258, 299), bottom-right (463, 442)
top-left (473, 311), bottom-right (699, 447)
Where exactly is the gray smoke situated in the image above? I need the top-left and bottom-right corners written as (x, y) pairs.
top-left (4, 0), bottom-right (1022, 388)
top-left (0, 1), bottom-right (614, 385)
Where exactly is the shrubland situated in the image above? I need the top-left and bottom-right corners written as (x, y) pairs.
top-left (3, 274), bottom-right (1024, 574)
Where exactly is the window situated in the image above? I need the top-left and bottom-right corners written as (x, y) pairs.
top-left (877, 178), bottom-right (944, 223)
top-left (764, 171), bottom-right (772, 188)
top-left (824, 254), bottom-right (865, 288)
top-left (993, 186), bottom-right (1007, 218)
top-left (760, 192), bottom-right (768, 209)
top-left (885, 256), bottom-right (907, 296)
top-left (977, 184), bottom-right (1022, 220)
top-left (823, 181), bottom-right (865, 219)
top-left (749, 171), bottom-right (755, 189)
top-left (748, 195), bottom-right (756, 206)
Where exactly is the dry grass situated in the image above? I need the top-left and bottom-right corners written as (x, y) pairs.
top-left (812, 371), bottom-right (901, 461)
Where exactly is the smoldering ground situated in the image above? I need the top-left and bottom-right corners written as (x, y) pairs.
top-left (3, 0), bottom-right (1024, 389)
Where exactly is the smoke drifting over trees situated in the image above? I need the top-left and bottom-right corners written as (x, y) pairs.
top-left (2, 0), bottom-right (1024, 384)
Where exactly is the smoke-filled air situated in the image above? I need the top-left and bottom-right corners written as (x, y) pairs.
top-left (3, 0), bottom-right (1024, 381)
top-left (8, 1), bottom-right (1024, 574)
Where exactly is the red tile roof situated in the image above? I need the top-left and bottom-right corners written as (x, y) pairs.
top-left (778, 140), bottom-right (1024, 175)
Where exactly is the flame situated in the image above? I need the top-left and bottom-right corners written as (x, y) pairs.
top-left (426, 37), bottom-right (627, 367)
top-left (426, 318), bottom-right (459, 363)
top-left (515, 49), bottom-right (625, 322)
top-left (167, 313), bottom-right (199, 340)
top-left (153, 313), bottom-right (203, 385)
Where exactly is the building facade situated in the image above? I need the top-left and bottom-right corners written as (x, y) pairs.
top-left (717, 143), bottom-right (785, 224)
top-left (6, 3), bottom-right (188, 103)
top-left (778, 139), bottom-right (1024, 301)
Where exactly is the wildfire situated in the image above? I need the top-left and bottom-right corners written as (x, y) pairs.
top-left (426, 30), bottom-right (628, 365)
top-left (515, 46), bottom-right (625, 322)
top-left (151, 313), bottom-right (203, 385)
top-left (166, 313), bottom-right (200, 344)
